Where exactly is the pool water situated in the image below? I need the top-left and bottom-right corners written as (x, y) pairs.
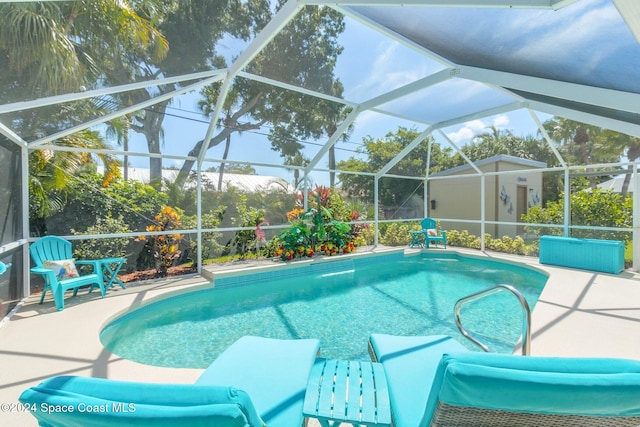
top-left (101, 253), bottom-right (548, 368)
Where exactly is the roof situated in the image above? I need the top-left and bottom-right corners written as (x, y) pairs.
top-left (596, 174), bottom-right (635, 193)
top-left (3, 0), bottom-right (640, 177)
top-left (434, 154), bottom-right (547, 177)
top-left (97, 167), bottom-right (294, 193)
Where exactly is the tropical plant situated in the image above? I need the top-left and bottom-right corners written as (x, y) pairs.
top-left (275, 186), bottom-right (357, 261)
top-left (28, 131), bottom-right (122, 230)
top-left (137, 206), bottom-right (184, 276)
top-left (276, 220), bottom-right (313, 260)
top-left (227, 204), bottom-right (267, 260)
top-left (37, 171), bottom-right (167, 237)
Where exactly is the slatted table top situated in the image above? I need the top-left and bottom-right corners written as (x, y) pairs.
top-left (303, 358), bottom-right (391, 427)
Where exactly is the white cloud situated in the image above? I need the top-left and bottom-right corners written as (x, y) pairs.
top-left (445, 115), bottom-right (510, 143)
top-left (465, 120), bottom-right (486, 131)
top-left (493, 114), bottom-right (510, 128)
top-left (446, 127), bottom-right (475, 143)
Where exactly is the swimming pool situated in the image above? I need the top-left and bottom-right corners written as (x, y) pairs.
top-left (100, 251), bottom-right (548, 368)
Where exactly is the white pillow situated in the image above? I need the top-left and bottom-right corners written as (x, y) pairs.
top-left (43, 259), bottom-right (79, 279)
top-left (426, 228), bottom-right (437, 236)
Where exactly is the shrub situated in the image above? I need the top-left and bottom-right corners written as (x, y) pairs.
top-left (522, 189), bottom-right (632, 242)
top-left (181, 207), bottom-right (226, 267)
top-left (379, 222), bottom-right (413, 246)
top-left (71, 215), bottom-right (131, 273)
top-left (137, 206), bottom-right (184, 277)
top-left (446, 230), bottom-right (481, 249)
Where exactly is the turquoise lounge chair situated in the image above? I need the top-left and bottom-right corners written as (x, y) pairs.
top-left (20, 336), bottom-right (320, 427)
top-left (19, 379), bottom-right (263, 427)
top-left (30, 236), bottom-right (106, 311)
top-left (369, 333), bottom-right (640, 427)
top-left (197, 336), bottom-right (320, 426)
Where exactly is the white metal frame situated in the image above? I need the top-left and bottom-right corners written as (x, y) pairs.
top-left (2, 0), bottom-right (640, 303)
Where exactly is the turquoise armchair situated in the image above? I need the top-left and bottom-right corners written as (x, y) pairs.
top-left (29, 236), bottom-right (105, 311)
top-left (409, 218), bottom-right (447, 249)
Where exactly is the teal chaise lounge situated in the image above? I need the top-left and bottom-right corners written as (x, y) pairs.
top-left (369, 333), bottom-right (640, 427)
top-left (20, 336), bottom-right (320, 427)
top-left (19, 379), bottom-right (263, 427)
top-left (196, 336), bottom-right (320, 426)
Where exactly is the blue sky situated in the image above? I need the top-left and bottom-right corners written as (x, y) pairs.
top-left (123, 10), bottom-right (554, 182)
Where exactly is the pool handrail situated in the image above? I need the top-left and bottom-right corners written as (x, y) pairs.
top-left (454, 284), bottom-right (531, 355)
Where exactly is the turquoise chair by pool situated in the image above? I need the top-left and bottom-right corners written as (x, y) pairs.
top-left (30, 236), bottom-right (105, 311)
top-left (409, 218), bottom-right (446, 249)
top-left (20, 336), bottom-right (320, 427)
top-left (369, 333), bottom-right (640, 427)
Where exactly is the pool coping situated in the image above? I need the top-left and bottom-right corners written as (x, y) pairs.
top-left (2, 246), bottom-right (640, 426)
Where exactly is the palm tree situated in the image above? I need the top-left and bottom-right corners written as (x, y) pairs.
top-left (29, 129), bottom-right (121, 234)
top-left (1, 1), bottom-right (167, 189)
top-left (105, 113), bottom-right (134, 181)
top-left (322, 105), bottom-right (354, 188)
top-left (285, 153), bottom-right (311, 190)
top-left (603, 131), bottom-right (640, 198)
top-left (0, 1), bottom-right (167, 98)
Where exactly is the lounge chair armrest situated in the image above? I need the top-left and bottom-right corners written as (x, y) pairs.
top-left (30, 266), bottom-right (59, 282)
top-left (30, 266), bottom-right (54, 275)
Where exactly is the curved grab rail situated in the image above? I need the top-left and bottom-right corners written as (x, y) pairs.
top-left (454, 284), bottom-right (531, 355)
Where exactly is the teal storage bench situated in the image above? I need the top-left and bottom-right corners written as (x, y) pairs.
top-left (539, 235), bottom-right (625, 274)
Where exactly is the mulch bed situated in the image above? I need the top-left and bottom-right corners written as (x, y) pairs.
top-left (118, 265), bottom-right (198, 283)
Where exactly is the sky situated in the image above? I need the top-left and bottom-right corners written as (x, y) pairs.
top-left (121, 7), bottom-right (561, 184)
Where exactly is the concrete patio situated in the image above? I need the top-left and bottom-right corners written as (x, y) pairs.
top-left (2, 247), bottom-right (640, 426)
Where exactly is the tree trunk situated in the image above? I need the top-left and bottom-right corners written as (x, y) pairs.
top-left (176, 128), bottom-right (232, 188)
top-left (134, 99), bottom-right (169, 190)
top-left (329, 145), bottom-right (336, 187)
top-left (218, 133), bottom-right (232, 191)
top-left (621, 168), bottom-right (632, 199)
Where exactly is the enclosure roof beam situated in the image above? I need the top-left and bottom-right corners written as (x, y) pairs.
top-left (375, 126), bottom-right (433, 179)
top-left (29, 75), bottom-right (224, 148)
top-left (436, 129), bottom-right (483, 175)
top-left (0, 69), bottom-right (226, 115)
top-left (459, 65), bottom-right (640, 115)
top-left (359, 68), bottom-right (454, 111)
top-left (528, 100), bottom-right (640, 138)
top-left (0, 123), bottom-right (28, 148)
top-left (528, 109), bottom-right (568, 168)
top-left (239, 71), bottom-right (355, 107)
top-left (613, 0), bottom-right (640, 44)
top-left (304, 107), bottom-right (362, 175)
top-left (431, 101), bottom-right (525, 132)
top-left (304, 0), bottom-right (575, 8)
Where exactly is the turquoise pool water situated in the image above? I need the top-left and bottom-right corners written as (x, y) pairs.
top-left (101, 252), bottom-right (548, 368)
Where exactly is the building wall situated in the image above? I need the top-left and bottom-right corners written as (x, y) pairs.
top-left (428, 160), bottom-right (543, 238)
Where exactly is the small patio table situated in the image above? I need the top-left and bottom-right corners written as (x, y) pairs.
top-left (409, 230), bottom-right (424, 248)
top-left (303, 358), bottom-right (391, 427)
top-left (96, 257), bottom-right (127, 289)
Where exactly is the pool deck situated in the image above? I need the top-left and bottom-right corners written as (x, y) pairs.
top-left (2, 246), bottom-right (640, 426)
